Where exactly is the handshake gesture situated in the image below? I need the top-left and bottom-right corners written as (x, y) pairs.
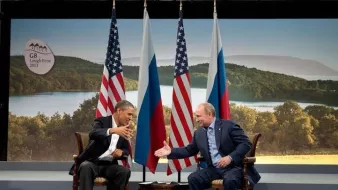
top-left (109, 122), bottom-right (134, 140)
top-left (154, 141), bottom-right (172, 157)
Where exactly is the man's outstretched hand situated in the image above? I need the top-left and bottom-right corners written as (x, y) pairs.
top-left (154, 141), bottom-right (171, 157)
top-left (109, 124), bottom-right (133, 140)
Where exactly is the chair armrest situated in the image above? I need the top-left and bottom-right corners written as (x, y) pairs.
top-left (197, 155), bottom-right (205, 162)
top-left (199, 156), bottom-right (256, 164)
top-left (244, 157), bottom-right (256, 164)
top-left (73, 155), bottom-right (78, 161)
top-left (115, 155), bottom-right (128, 161)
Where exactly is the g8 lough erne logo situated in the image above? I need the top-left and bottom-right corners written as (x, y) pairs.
top-left (24, 39), bottom-right (55, 75)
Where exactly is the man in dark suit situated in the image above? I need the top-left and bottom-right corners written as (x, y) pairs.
top-left (70, 100), bottom-right (135, 190)
top-left (155, 102), bottom-right (260, 190)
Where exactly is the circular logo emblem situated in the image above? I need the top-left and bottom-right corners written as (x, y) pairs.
top-left (24, 39), bottom-right (55, 75)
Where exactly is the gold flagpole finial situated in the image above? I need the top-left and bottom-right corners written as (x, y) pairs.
top-left (180, 0), bottom-right (182, 11)
top-left (214, 0), bottom-right (216, 13)
top-left (113, 0), bottom-right (115, 9)
top-left (144, 0), bottom-right (147, 8)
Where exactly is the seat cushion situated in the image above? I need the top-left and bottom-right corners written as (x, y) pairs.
top-left (94, 177), bottom-right (107, 186)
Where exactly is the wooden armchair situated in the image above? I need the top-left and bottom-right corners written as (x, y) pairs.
top-left (197, 133), bottom-right (262, 190)
top-left (72, 132), bottom-right (129, 190)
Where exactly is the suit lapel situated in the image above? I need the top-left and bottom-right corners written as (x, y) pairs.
top-left (109, 115), bottom-right (113, 128)
top-left (201, 128), bottom-right (208, 151)
top-left (215, 120), bottom-right (222, 150)
top-left (107, 115), bottom-right (113, 144)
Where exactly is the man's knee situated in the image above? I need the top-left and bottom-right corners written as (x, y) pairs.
top-left (120, 167), bottom-right (131, 178)
top-left (78, 161), bottom-right (97, 179)
top-left (187, 172), bottom-right (199, 183)
top-left (107, 166), bottom-right (130, 179)
top-left (223, 178), bottom-right (241, 188)
top-left (79, 161), bottom-right (93, 172)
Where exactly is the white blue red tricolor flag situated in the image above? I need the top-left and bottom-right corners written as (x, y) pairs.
top-left (206, 10), bottom-right (231, 119)
top-left (134, 7), bottom-right (166, 174)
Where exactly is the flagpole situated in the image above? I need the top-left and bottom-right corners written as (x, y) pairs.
top-left (214, 0), bottom-right (216, 14)
top-left (142, 0), bottom-right (147, 183)
top-left (177, 0), bottom-right (183, 184)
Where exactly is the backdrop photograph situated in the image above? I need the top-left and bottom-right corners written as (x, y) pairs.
top-left (8, 18), bottom-right (338, 165)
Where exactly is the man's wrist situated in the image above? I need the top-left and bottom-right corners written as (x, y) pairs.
top-left (109, 128), bottom-right (115, 134)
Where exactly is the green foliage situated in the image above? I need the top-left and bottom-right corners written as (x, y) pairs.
top-left (9, 56), bottom-right (138, 95)
top-left (7, 55), bottom-right (338, 160)
top-left (7, 98), bottom-right (338, 161)
top-left (157, 63), bottom-right (338, 106)
top-left (10, 56), bottom-right (338, 106)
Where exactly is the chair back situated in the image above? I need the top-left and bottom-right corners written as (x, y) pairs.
top-left (246, 133), bottom-right (262, 157)
top-left (74, 132), bottom-right (89, 155)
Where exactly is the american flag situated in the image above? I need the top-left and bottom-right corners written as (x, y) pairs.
top-left (95, 7), bottom-right (132, 168)
top-left (167, 9), bottom-right (197, 175)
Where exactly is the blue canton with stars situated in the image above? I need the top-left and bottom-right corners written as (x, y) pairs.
top-left (105, 8), bottom-right (122, 77)
top-left (174, 10), bottom-right (189, 77)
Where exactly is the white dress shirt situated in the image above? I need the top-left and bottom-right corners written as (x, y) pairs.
top-left (98, 116), bottom-right (120, 159)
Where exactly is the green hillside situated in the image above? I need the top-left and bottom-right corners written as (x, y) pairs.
top-left (9, 55), bottom-right (338, 106)
top-left (120, 63), bottom-right (338, 106)
top-left (9, 55), bottom-right (138, 95)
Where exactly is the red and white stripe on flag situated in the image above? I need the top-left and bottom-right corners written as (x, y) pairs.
top-left (95, 7), bottom-right (132, 168)
top-left (167, 9), bottom-right (197, 174)
top-left (167, 72), bottom-right (197, 175)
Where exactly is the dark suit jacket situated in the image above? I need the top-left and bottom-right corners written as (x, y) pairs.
top-left (167, 119), bottom-right (261, 185)
top-left (69, 116), bottom-right (130, 175)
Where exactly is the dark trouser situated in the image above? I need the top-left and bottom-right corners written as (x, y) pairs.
top-left (78, 161), bottom-right (131, 190)
top-left (188, 166), bottom-right (242, 190)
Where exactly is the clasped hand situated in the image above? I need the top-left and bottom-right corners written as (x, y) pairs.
top-left (217, 156), bottom-right (232, 168)
top-left (112, 149), bottom-right (123, 158)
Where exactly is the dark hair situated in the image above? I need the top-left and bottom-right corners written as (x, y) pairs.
top-left (114, 100), bottom-right (134, 112)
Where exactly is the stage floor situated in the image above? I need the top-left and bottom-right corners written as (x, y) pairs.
top-left (1, 162), bottom-right (338, 190)
top-left (1, 170), bottom-right (338, 190)
top-left (1, 170), bottom-right (338, 184)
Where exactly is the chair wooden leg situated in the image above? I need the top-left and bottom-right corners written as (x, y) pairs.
top-left (72, 176), bottom-right (78, 190)
top-left (72, 181), bottom-right (78, 190)
top-left (73, 163), bottom-right (79, 190)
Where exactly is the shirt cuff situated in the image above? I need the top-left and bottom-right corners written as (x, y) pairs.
top-left (228, 155), bottom-right (233, 161)
top-left (106, 128), bottom-right (110, 136)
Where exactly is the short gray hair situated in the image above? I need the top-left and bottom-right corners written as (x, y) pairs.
top-left (114, 100), bottom-right (134, 112)
top-left (198, 102), bottom-right (216, 117)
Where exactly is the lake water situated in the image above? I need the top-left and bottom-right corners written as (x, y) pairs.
top-left (8, 85), bottom-right (338, 117)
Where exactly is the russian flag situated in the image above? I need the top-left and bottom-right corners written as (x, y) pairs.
top-left (134, 7), bottom-right (167, 174)
top-left (206, 11), bottom-right (231, 120)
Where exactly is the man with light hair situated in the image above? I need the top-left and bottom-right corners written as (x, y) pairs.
top-left (155, 102), bottom-right (261, 190)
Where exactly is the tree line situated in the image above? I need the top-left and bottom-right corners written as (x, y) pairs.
top-left (7, 93), bottom-right (338, 161)
top-left (10, 55), bottom-right (338, 106)
top-left (9, 56), bottom-right (138, 95)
